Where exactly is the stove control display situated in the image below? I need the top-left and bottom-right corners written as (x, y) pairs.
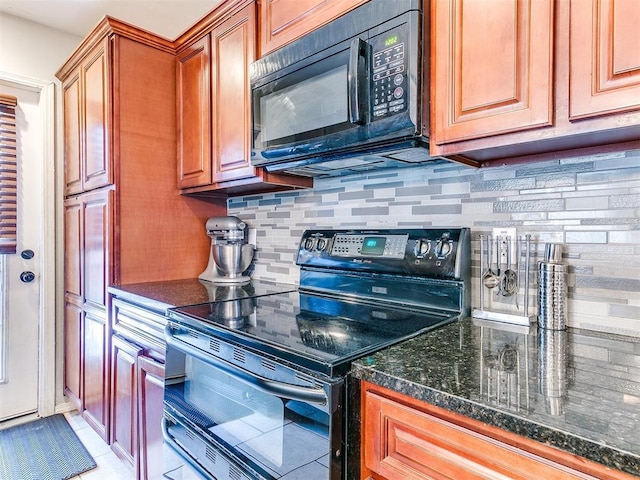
top-left (331, 234), bottom-right (407, 259)
top-left (361, 237), bottom-right (386, 255)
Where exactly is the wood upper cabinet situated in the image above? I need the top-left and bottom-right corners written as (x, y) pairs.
top-left (361, 381), bottom-right (636, 480)
top-left (569, 0), bottom-right (640, 120)
top-left (176, 1), bottom-right (312, 195)
top-left (211, 4), bottom-right (256, 183)
top-left (177, 36), bottom-right (211, 189)
top-left (62, 39), bottom-right (110, 196)
top-left (259, 0), bottom-right (368, 56)
top-left (63, 72), bottom-right (82, 195)
top-left (431, 0), bottom-right (553, 145)
top-left (430, 0), bottom-right (640, 163)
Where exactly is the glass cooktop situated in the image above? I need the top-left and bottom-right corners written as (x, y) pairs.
top-left (169, 290), bottom-right (459, 377)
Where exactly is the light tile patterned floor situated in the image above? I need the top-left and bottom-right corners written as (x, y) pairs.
top-left (64, 411), bottom-right (135, 480)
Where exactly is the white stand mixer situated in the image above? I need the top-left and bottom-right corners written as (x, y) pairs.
top-left (198, 216), bottom-right (255, 284)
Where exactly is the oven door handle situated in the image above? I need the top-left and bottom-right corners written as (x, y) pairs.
top-left (162, 417), bottom-right (216, 480)
top-left (165, 326), bottom-right (328, 406)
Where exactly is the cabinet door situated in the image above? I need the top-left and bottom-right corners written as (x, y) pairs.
top-left (177, 36), bottom-right (212, 189)
top-left (137, 355), bottom-right (165, 480)
top-left (569, 0), bottom-right (640, 120)
top-left (83, 188), bottom-right (112, 312)
top-left (63, 71), bottom-right (82, 196)
top-left (82, 309), bottom-right (110, 442)
top-left (259, 0), bottom-right (367, 56)
top-left (82, 39), bottom-right (111, 192)
top-left (64, 198), bottom-right (83, 409)
top-left (431, 0), bottom-right (553, 145)
top-left (111, 335), bottom-right (143, 470)
top-left (64, 302), bottom-right (83, 411)
top-left (211, 3), bottom-right (256, 183)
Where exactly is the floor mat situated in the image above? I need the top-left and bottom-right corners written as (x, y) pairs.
top-left (0, 414), bottom-right (97, 480)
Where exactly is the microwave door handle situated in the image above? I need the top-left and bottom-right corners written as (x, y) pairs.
top-left (348, 37), bottom-right (370, 125)
top-left (165, 326), bottom-right (328, 406)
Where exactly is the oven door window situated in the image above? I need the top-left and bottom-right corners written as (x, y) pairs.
top-left (166, 355), bottom-right (332, 479)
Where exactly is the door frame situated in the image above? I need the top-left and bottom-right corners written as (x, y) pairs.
top-left (0, 71), bottom-right (56, 418)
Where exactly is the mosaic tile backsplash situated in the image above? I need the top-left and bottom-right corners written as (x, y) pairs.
top-left (229, 149), bottom-right (640, 337)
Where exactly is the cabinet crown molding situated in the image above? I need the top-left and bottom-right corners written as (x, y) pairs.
top-left (55, 16), bottom-right (175, 81)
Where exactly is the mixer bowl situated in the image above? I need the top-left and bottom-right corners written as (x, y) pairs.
top-left (212, 243), bottom-right (254, 278)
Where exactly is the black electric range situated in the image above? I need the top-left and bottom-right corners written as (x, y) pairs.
top-left (163, 228), bottom-right (471, 480)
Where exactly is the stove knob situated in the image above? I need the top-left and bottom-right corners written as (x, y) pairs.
top-left (414, 239), bottom-right (430, 258)
top-left (316, 238), bottom-right (326, 251)
top-left (435, 239), bottom-right (453, 258)
top-left (304, 238), bottom-right (315, 251)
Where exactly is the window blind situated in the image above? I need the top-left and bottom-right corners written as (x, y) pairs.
top-left (0, 94), bottom-right (18, 255)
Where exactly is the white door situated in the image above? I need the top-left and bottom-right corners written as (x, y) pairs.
top-left (0, 82), bottom-right (43, 421)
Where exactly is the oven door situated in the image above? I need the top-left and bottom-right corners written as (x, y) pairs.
top-left (163, 324), bottom-right (343, 480)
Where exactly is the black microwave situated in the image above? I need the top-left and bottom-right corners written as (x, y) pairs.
top-left (250, 0), bottom-right (433, 178)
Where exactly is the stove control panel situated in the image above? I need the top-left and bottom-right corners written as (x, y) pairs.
top-left (296, 228), bottom-right (471, 280)
top-left (331, 234), bottom-right (408, 259)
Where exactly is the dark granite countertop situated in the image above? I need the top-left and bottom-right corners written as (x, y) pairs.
top-left (352, 317), bottom-right (640, 478)
top-left (108, 278), bottom-right (297, 314)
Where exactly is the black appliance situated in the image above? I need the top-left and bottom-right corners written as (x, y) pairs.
top-left (163, 228), bottom-right (471, 480)
top-left (250, 0), bottom-right (444, 178)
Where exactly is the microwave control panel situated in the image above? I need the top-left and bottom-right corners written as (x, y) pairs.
top-left (371, 27), bottom-right (409, 120)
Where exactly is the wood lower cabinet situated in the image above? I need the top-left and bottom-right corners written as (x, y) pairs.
top-left (361, 381), bottom-right (636, 480)
top-left (58, 18), bottom-right (226, 445)
top-left (430, 0), bottom-right (640, 164)
top-left (258, 0), bottom-right (367, 56)
top-left (176, 0), bottom-right (312, 196)
top-left (63, 188), bottom-right (112, 442)
top-left (137, 356), bottom-right (165, 480)
top-left (111, 335), bottom-right (143, 468)
top-left (111, 298), bottom-right (167, 480)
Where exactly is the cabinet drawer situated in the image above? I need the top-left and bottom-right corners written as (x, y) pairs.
top-left (112, 298), bottom-right (166, 357)
top-left (363, 387), bottom-right (611, 480)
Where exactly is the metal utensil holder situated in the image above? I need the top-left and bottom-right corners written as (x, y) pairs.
top-left (473, 233), bottom-right (537, 326)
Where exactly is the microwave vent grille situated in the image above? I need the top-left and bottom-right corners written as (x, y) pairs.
top-left (188, 330), bottom-right (198, 339)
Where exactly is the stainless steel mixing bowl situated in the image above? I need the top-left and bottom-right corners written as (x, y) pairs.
top-left (212, 243), bottom-right (254, 278)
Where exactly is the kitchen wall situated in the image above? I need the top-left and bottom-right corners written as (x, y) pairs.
top-left (229, 149), bottom-right (640, 337)
top-left (0, 13), bottom-right (81, 81)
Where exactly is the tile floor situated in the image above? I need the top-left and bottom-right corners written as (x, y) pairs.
top-left (65, 410), bottom-right (135, 480)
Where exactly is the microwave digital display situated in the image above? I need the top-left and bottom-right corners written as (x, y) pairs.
top-left (385, 35), bottom-right (399, 47)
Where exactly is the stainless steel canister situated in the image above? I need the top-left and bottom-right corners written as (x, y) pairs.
top-left (538, 328), bottom-right (567, 415)
top-left (537, 243), bottom-right (567, 330)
